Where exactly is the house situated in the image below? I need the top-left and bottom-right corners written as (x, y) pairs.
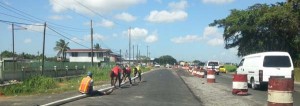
top-left (66, 49), bottom-right (112, 62)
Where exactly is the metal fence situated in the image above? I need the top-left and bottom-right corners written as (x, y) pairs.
top-left (0, 62), bottom-right (92, 82)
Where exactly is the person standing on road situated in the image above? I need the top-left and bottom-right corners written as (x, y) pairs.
top-left (123, 65), bottom-right (133, 85)
top-left (79, 72), bottom-right (94, 95)
top-left (111, 64), bottom-right (122, 88)
top-left (135, 64), bottom-right (142, 82)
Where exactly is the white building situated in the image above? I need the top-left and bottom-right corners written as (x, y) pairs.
top-left (66, 49), bottom-right (112, 62)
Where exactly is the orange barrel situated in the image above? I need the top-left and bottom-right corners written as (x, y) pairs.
top-left (268, 77), bottom-right (294, 106)
top-left (232, 74), bottom-right (248, 95)
top-left (207, 69), bottom-right (215, 83)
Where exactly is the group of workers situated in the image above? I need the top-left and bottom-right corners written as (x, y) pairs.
top-left (79, 64), bottom-right (142, 95)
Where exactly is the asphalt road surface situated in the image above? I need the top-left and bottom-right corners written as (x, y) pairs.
top-left (217, 73), bottom-right (300, 105)
top-left (62, 69), bottom-right (202, 106)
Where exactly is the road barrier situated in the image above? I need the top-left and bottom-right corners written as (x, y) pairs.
top-left (207, 70), bottom-right (215, 83)
top-left (199, 68), bottom-right (205, 78)
top-left (192, 70), bottom-right (196, 76)
top-left (268, 77), bottom-right (294, 106)
top-left (232, 74), bottom-right (248, 96)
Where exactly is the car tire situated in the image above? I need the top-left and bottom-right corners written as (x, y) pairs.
top-left (250, 78), bottom-right (258, 90)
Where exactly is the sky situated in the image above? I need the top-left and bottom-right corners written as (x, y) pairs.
top-left (0, 0), bottom-right (285, 63)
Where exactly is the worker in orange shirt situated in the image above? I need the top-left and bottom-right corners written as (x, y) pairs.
top-left (111, 64), bottom-right (122, 88)
top-left (123, 65), bottom-right (132, 85)
top-left (79, 72), bottom-right (94, 95)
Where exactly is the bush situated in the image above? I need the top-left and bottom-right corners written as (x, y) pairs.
top-left (224, 65), bottom-right (237, 72)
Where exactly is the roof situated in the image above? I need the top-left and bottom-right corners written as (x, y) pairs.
top-left (243, 51), bottom-right (290, 58)
top-left (66, 49), bottom-right (112, 53)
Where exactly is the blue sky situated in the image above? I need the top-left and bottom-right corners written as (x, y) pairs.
top-left (0, 0), bottom-right (285, 63)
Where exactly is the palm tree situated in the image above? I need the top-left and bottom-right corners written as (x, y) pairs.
top-left (54, 39), bottom-right (70, 61)
top-left (94, 43), bottom-right (101, 50)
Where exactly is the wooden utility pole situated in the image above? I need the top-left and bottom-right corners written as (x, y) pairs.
top-left (42, 22), bottom-right (46, 75)
top-left (120, 49), bottom-right (122, 63)
top-left (12, 23), bottom-right (15, 72)
top-left (91, 20), bottom-right (94, 66)
top-left (136, 45), bottom-right (138, 62)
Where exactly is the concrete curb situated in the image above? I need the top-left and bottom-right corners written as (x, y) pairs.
top-left (40, 69), bottom-right (154, 106)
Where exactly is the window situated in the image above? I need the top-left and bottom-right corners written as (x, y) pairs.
top-left (88, 52), bottom-right (94, 57)
top-left (97, 52), bottom-right (103, 57)
top-left (263, 56), bottom-right (291, 67)
top-left (208, 62), bottom-right (218, 66)
top-left (239, 59), bottom-right (244, 67)
top-left (71, 52), bottom-right (78, 57)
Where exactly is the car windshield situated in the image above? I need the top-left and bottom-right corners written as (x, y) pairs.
top-left (208, 62), bottom-right (218, 66)
top-left (263, 56), bottom-right (291, 67)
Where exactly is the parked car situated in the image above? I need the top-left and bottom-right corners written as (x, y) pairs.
top-left (236, 52), bottom-right (294, 90)
top-left (204, 61), bottom-right (220, 75)
top-left (219, 65), bottom-right (227, 73)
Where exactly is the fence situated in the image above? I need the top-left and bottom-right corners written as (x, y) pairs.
top-left (0, 62), bottom-right (93, 82)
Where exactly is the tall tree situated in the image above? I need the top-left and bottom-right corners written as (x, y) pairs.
top-left (94, 43), bottom-right (101, 50)
top-left (155, 55), bottom-right (177, 65)
top-left (54, 39), bottom-right (70, 61)
top-left (210, 2), bottom-right (300, 64)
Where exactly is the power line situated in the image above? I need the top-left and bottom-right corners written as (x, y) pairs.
top-left (47, 26), bottom-right (90, 48)
top-left (0, 19), bottom-right (43, 26)
top-left (51, 0), bottom-right (91, 20)
top-left (0, 1), bottom-right (89, 31)
top-left (74, 0), bottom-right (127, 28)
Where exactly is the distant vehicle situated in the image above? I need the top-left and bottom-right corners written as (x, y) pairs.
top-left (154, 64), bottom-right (161, 68)
top-left (204, 61), bottom-right (220, 75)
top-left (236, 52), bottom-right (294, 90)
top-left (219, 65), bottom-right (226, 73)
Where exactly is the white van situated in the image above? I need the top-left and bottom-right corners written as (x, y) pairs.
top-left (236, 52), bottom-right (294, 90)
top-left (204, 60), bottom-right (220, 75)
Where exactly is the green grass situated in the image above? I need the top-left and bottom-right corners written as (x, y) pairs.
top-left (0, 66), bottom-right (152, 96)
top-left (224, 65), bottom-right (237, 72)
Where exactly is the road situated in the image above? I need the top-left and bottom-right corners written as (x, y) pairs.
top-left (62, 69), bottom-right (202, 106)
top-left (216, 72), bottom-right (300, 105)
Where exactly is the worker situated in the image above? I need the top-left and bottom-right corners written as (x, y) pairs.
top-left (135, 64), bottom-right (142, 82)
top-left (79, 72), bottom-right (94, 95)
top-left (123, 65), bottom-right (132, 85)
top-left (111, 64), bottom-right (122, 88)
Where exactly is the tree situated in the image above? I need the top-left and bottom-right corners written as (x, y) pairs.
top-left (94, 43), bottom-right (101, 50)
top-left (210, 2), bottom-right (300, 64)
top-left (154, 55), bottom-right (177, 65)
top-left (0, 50), bottom-right (14, 58)
top-left (54, 39), bottom-right (70, 61)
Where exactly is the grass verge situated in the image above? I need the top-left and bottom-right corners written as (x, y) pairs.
top-left (295, 68), bottom-right (300, 82)
top-left (224, 65), bottom-right (237, 72)
top-left (0, 66), bottom-right (152, 96)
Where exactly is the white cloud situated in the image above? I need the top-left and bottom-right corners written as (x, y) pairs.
top-left (168, 0), bottom-right (188, 10)
top-left (171, 35), bottom-right (202, 44)
top-left (115, 12), bottom-right (136, 22)
top-left (145, 10), bottom-right (187, 23)
top-left (171, 26), bottom-right (224, 46)
top-left (203, 26), bottom-right (222, 38)
top-left (127, 27), bottom-right (148, 39)
top-left (98, 19), bottom-right (115, 28)
top-left (24, 38), bottom-right (32, 44)
top-left (49, 0), bottom-right (146, 15)
top-left (49, 15), bottom-right (72, 20)
top-left (71, 37), bottom-right (83, 43)
top-left (84, 33), bottom-right (106, 41)
top-left (202, 0), bottom-right (235, 4)
top-left (122, 27), bottom-right (159, 43)
top-left (145, 34), bottom-right (158, 43)
top-left (207, 37), bottom-right (223, 46)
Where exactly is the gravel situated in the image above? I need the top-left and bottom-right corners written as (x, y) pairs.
top-left (175, 69), bottom-right (262, 106)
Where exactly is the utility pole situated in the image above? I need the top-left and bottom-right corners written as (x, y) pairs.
top-left (147, 45), bottom-right (149, 65)
top-left (120, 49), bottom-right (122, 63)
top-left (12, 23), bottom-right (15, 72)
top-left (128, 27), bottom-right (131, 65)
top-left (136, 45), bottom-right (138, 62)
top-left (42, 22), bottom-right (46, 75)
top-left (133, 45), bottom-right (135, 64)
top-left (91, 20), bottom-right (94, 66)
